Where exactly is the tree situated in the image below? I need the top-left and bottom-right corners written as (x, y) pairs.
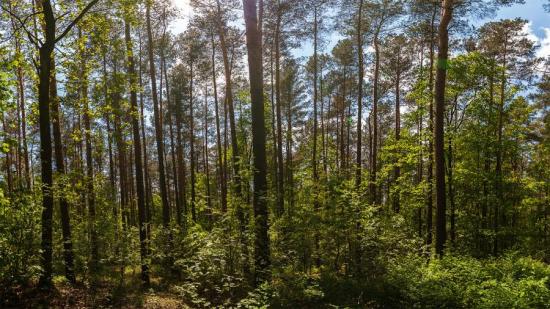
top-left (434, 0), bottom-right (454, 257)
top-left (243, 0), bottom-right (270, 285)
top-left (1, 0), bottom-right (100, 287)
top-left (478, 18), bottom-right (537, 255)
top-left (123, 0), bottom-right (149, 284)
top-left (146, 0), bottom-right (170, 228)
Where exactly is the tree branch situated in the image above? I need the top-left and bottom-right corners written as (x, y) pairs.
top-left (0, 5), bottom-right (43, 48)
top-left (54, 0), bottom-right (100, 44)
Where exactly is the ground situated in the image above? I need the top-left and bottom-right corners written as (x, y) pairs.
top-left (1, 273), bottom-right (189, 309)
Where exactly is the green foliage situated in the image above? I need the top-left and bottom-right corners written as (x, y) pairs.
top-left (386, 254), bottom-right (550, 308)
top-left (0, 191), bottom-right (41, 286)
top-left (170, 222), bottom-right (249, 307)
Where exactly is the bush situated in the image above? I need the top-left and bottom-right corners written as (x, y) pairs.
top-left (385, 253), bottom-right (550, 308)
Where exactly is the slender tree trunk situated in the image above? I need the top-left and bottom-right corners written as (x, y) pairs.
top-left (494, 40), bottom-right (507, 256)
top-left (161, 33), bottom-right (181, 225)
top-left (320, 64), bottom-right (328, 176)
top-left (270, 45), bottom-right (279, 211)
top-left (370, 32), bottom-right (380, 204)
top-left (217, 0), bottom-right (242, 197)
top-left (243, 0), bottom-right (270, 286)
top-left (416, 44), bottom-right (425, 238)
top-left (113, 60), bottom-right (129, 227)
top-left (15, 50), bottom-right (31, 189)
top-left (355, 0), bottom-right (363, 187)
top-left (394, 55), bottom-right (401, 213)
top-left (426, 5), bottom-right (437, 248)
top-left (37, 0), bottom-right (55, 287)
top-left (175, 75), bottom-right (188, 226)
top-left (79, 30), bottom-right (98, 274)
top-left (3, 117), bottom-right (13, 195)
top-left (204, 87), bottom-right (213, 215)
top-left (448, 134), bottom-right (455, 244)
top-left (211, 33), bottom-right (227, 213)
top-left (49, 57), bottom-right (75, 283)
top-left (286, 82), bottom-right (294, 210)
top-left (434, 0), bottom-right (453, 257)
top-left (138, 31), bottom-right (153, 224)
top-left (274, 4), bottom-right (284, 215)
top-left (189, 62), bottom-right (197, 222)
top-left (146, 0), bottom-right (170, 228)
top-left (125, 20), bottom-right (149, 285)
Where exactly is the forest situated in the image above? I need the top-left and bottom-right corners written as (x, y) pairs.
top-left (0, 0), bottom-right (549, 307)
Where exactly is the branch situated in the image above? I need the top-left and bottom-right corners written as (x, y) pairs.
top-left (0, 5), bottom-right (43, 48)
top-left (54, 0), bottom-right (100, 44)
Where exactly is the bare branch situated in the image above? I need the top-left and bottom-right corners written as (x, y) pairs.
top-left (0, 5), bottom-right (43, 48)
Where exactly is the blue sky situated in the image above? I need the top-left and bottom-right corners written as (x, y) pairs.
top-left (499, 0), bottom-right (548, 37)
top-left (496, 0), bottom-right (550, 57)
top-left (172, 0), bottom-right (550, 57)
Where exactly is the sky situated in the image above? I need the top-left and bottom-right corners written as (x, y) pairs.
top-left (170, 0), bottom-right (550, 57)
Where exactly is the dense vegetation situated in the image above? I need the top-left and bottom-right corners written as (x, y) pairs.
top-left (1, 0), bottom-right (549, 307)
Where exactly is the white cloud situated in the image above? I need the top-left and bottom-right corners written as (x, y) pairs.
top-left (521, 21), bottom-right (550, 58)
top-left (172, 0), bottom-right (190, 11)
top-left (521, 22), bottom-right (540, 45)
top-left (170, 0), bottom-right (191, 34)
top-left (538, 28), bottom-right (550, 58)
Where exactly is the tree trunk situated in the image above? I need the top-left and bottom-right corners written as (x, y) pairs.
top-left (217, 0), bottom-right (242, 197)
top-left (434, 0), bottom-right (453, 257)
top-left (80, 29), bottom-right (98, 274)
top-left (189, 62), bottom-right (197, 222)
top-left (274, 4), bottom-right (284, 215)
top-left (37, 0), bottom-right (55, 287)
top-left (146, 0), bottom-right (170, 228)
top-left (211, 32), bottom-right (227, 213)
top-left (50, 57), bottom-right (75, 283)
top-left (370, 32), bottom-right (380, 204)
top-left (355, 0), bottom-right (363, 187)
top-left (204, 87), bottom-right (213, 215)
top-left (426, 4), bottom-right (437, 248)
top-left (394, 53), bottom-right (401, 213)
top-left (125, 20), bottom-right (149, 285)
top-left (243, 0), bottom-right (270, 286)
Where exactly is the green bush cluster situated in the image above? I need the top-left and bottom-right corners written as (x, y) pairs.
top-left (385, 254), bottom-right (550, 308)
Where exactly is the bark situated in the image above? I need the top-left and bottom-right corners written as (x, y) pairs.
top-left (113, 61), bottom-right (129, 227)
top-left (434, 0), bottom-right (454, 257)
top-left (320, 63), bottom-right (328, 176)
top-left (355, 0), bottom-right (364, 187)
top-left (243, 0), bottom-right (270, 285)
top-left (204, 87), bottom-right (212, 214)
top-left (211, 33), bottom-right (227, 213)
top-left (165, 59), bottom-right (181, 225)
top-left (216, 0), bottom-right (242, 197)
top-left (394, 50), bottom-right (401, 213)
top-left (37, 0), bottom-right (56, 287)
top-left (138, 30), bottom-right (153, 224)
top-left (146, 0), bottom-right (170, 228)
top-left (370, 31), bottom-right (380, 204)
top-left (426, 4), bottom-right (437, 248)
top-left (448, 135), bottom-right (455, 244)
top-left (125, 20), bottom-right (149, 285)
top-left (494, 37), bottom-right (508, 256)
top-left (50, 61), bottom-right (75, 282)
top-left (189, 62), bottom-right (197, 222)
top-left (274, 3), bottom-right (284, 215)
top-left (175, 73), bottom-right (188, 226)
top-left (11, 22), bottom-right (31, 189)
top-left (79, 29), bottom-right (98, 275)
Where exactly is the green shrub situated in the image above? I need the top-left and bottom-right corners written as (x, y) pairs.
top-left (385, 253), bottom-right (550, 308)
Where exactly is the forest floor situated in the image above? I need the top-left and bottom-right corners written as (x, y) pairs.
top-left (1, 271), bottom-right (189, 308)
